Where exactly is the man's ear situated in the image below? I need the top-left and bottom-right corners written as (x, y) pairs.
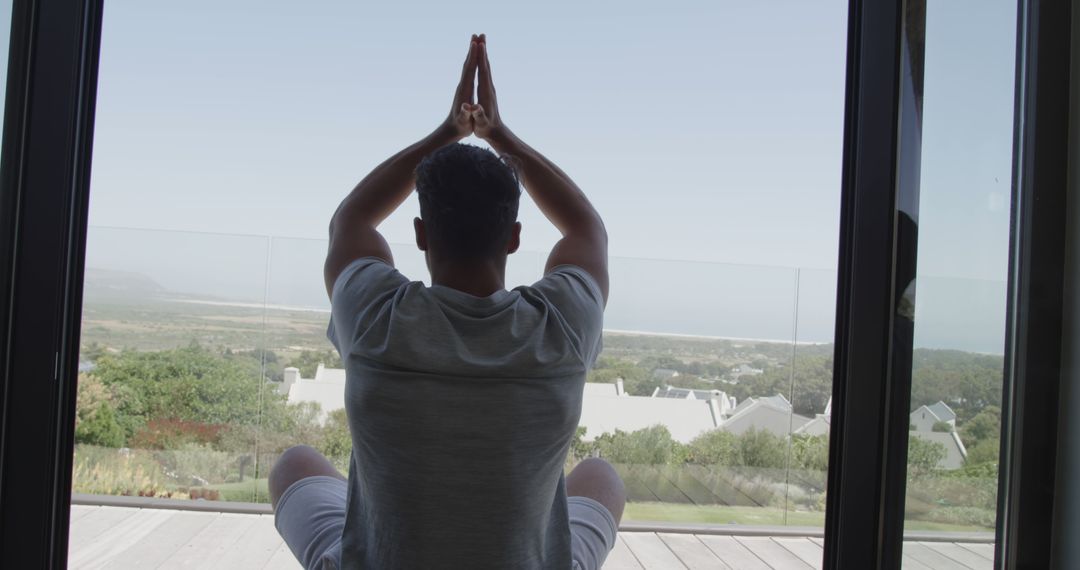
top-left (506, 222), bottom-right (522, 254)
top-left (414, 217), bottom-right (428, 252)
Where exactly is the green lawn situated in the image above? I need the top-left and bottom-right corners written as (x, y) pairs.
top-left (209, 478), bottom-right (270, 503)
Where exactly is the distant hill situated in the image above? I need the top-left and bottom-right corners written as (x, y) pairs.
top-left (82, 268), bottom-right (167, 301)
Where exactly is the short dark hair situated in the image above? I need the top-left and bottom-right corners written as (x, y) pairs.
top-left (415, 143), bottom-right (521, 260)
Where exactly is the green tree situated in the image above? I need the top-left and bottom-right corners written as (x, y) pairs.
top-left (790, 434), bottom-right (829, 472)
top-left (90, 344), bottom-right (288, 440)
top-left (907, 436), bottom-right (947, 478)
top-left (319, 408), bottom-right (352, 462)
top-left (737, 428), bottom-right (787, 469)
top-left (960, 406), bottom-right (1001, 448)
top-left (728, 355), bottom-right (833, 416)
top-left (287, 349), bottom-right (343, 379)
top-left (688, 430), bottom-right (738, 465)
top-left (964, 438), bottom-right (1000, 466)
top-left (593, 425), bottom-right (683, 465)
top-left (568, 426), bottom-right (591, 462)
top-left (587, 358), bottom-right (656, 396)
top-left (75, 404), bottom-right (126, 447)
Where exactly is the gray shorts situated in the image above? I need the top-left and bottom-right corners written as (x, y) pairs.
top-left (273, 475), bottom-right (618, 570)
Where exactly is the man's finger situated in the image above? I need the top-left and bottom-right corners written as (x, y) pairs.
top-left (456, 38), bottom-right (478, 103)
top-left (477, 42), bottom-right (494, 107)
top-left (471, 104), bottom-right (489, 127)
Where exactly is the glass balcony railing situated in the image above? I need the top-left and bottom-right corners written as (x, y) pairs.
top-left (74, 225), bottom-right (1002, 534)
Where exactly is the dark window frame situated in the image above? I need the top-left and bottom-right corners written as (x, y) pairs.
top-left (822, 0), bottom-right (925, 567)
top-left (0, 0), bottom-right (1069, 568)
top-left (997, 0), bottom-right (1071, 568)
top-left (0, 0), bottom-right (103, 566)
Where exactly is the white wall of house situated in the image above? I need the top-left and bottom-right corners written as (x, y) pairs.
top-left (910, 405), bottom-right (946, 432)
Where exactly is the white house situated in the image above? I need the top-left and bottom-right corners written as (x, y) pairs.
top-left (281, 369), bottom-right (823, 445)
top-left (910, 400), bottom-right (958, 432)
top-left (578, 384), bottom-right (721, 443)
top-left (281, 364), bottom-right (347, 423)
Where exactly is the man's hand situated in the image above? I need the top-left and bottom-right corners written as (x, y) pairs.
top-left (467, 36), bottom-right (608, 303)
top-left (470, 35), bottom-right (512, 145)
top-left (442, 35), bottom-right (481, 140)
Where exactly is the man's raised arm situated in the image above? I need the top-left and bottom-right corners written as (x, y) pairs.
top-left (323, 36), bottom-right (481, 298)
top-left (470, 37), bottom-right (609, 303)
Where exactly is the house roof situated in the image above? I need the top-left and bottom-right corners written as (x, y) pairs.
top-left (583, 382), bottom-right (621, 398)
top-left (313, 365), bottom-right (346, 384)
top-left (926, 401), bottom-right (957, 422)
top-left (794, 415), bottom-right (831, 436)
top-left (721, 396), bottom-right (811, 436)
top-left (654, 386), bottom-right (729, 401)
top-left (911, 401), bottom-right (958, 424)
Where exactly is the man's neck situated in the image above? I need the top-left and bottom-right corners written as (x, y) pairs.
top-left (429, 259), bottom-right (507, 298)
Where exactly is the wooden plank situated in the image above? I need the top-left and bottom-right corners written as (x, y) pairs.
top-left (157, 512), bottom-right (258, 569)
top-left (773, 537), bottom-right (824, 569)
top-left (68, 505), bottom-right (98, 523)
top-left (603, 536), bottom-right (643, 569)
top-left (735, 536), bottom-right (813, 569)
top-left (903, 542), bottom-right (972, 569)
top-left (68, 506), bottom-right (142, 554)
top-left (98, 511), bottom-right (219, 570)
top-left (69, 508), bottom-right (175, 568)
top-left (697, 535), bottom-right (772, 570)
top-left (922, 542), bottom-right (991, 569)
top-left (955, 542), bottom-right (996, 562)
top-left (213, 515), bottom-right (286, 569)
top-left (902, 552), bottom-right (936, 570)
top-left (262, 542), bottom-right (303, 570)
top-left (657, 533), bottom-right (730, 570)
top-left (620, 533), bottom-right (688, 569)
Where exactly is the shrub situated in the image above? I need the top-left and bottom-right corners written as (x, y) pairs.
top-left (76, 405), bottom-right (126, 448)
top-left (71, 444), bottom-right (169, 497)
top-left (318, 408), bottom-right (352, 464)
top-left (593, 425), bottom-right (682, 465)
top-left (156, 443), bottom-right (236, 486)
top-left (688, 430), bottom-right (738, 465)
top-left (908, 436), bottom-right (947, 478)
top-left (737, 428), bottom-right (787, 469)
top-left (130, 417), bottom-right (225, 450)
top-left (932, 421), bottom-right (954, 433)
top-left (789, 434), bottom-right (829, 472)
top-left (964, 438), bottom-right (1000, 466)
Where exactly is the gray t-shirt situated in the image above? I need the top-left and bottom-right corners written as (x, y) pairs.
top-left (327, 257), bottom-right (604, 569)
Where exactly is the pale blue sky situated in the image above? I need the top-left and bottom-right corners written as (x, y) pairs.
top-left (79, 0), bottom-right (1016, 351)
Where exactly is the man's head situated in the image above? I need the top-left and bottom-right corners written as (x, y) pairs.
top-left (414, 143), bottom-right (521, 264)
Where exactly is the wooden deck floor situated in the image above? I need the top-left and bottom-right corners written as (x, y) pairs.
top-left (68, 505), bottom-right (994, 569)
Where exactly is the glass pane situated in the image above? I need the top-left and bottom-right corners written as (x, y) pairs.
top-left (72, 0), bottom-right (848, 564)
top-left (902, 0), bottom-right (1016, 551)
top-left (76, 227), bottom-right (268, 502)
top-left (0, 0), bottom-right (11, 157)
top-left (584, 257), bottom-right (804, 526)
